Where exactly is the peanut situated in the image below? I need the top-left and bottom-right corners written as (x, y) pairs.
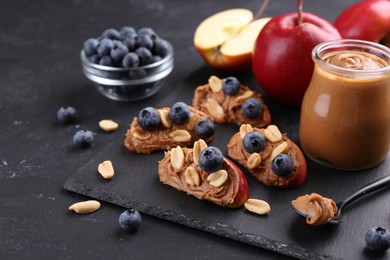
top-left (244, 199), bottom-right (271, 215)
top-left (69, 200), bottom-right (101, 214)
top-left (98, 160), bottom-right (115, 179)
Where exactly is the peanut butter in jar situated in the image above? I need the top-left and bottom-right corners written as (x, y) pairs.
top-left (300, 40), bottom-right (390, 170)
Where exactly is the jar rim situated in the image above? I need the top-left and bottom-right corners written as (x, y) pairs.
top-left (312, 39), bottom-right (390, 76)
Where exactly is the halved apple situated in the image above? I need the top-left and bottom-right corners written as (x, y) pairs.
top-left (194, 9), bottom-right (271, 73)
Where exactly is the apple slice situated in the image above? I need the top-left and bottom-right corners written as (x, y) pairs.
top-left (194, 9), bottom-right (271, 72)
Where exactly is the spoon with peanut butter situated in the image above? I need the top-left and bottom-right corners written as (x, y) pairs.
top-left (292, 174), bottom-right (390, 226)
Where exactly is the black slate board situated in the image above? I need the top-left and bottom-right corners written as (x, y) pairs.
top-left (63, 114), bottom-right (390, 260)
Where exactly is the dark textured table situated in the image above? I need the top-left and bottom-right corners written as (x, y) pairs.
top-left (3, 0), bottom-right (388, 259)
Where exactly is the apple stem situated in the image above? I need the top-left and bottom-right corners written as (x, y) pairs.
top-left (252, 0), bottom-right (270, 21)
top-left (296, 0), bottom-right (303, 25)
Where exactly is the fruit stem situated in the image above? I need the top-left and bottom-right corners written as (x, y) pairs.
top-left (296, 0), bottom-right (303, 25)
top-left (252, 0), bottom-right (270, 21)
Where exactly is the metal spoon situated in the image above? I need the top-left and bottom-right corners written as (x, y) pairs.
top-left (294, 174), bottom-right (390, 224)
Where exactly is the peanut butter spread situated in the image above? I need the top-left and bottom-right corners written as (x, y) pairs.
top-left (227, 127), bottom-right (301, 187)
top-left (124, 107), bottom-right (212, 154)
top-left (158, 148), bottom-right (241, 207)
top-left (291, 193), bottom-right (338, 226)
top-left (192, 80), bottom-right (271, 127)
top-left (323, 50), bottom-right (388, 70)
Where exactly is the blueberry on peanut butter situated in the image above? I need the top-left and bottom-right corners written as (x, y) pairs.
top-left (198, 146), bottom-right (224, 173)
top-left (272, 154), bottom-right (294, 176)
top-left (222, 76), bottom-right (240, 96)
top-left (195, 119), bottom-right (215, 139)
top-left (242, 132), bottom-right (266, 153)
top-left (138, 107), bottom-right (161, 130)
top-left (169, 102), bottom-right (190, 124)
top-left (242, 98), bottom-right (263, 119)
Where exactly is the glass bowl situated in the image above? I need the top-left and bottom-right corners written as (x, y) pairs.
top-left (80, 42), bottom-right (174, 101)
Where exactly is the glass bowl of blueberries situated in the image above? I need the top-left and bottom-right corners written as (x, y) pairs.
top-left (81, 26), bottom-right (174, 101)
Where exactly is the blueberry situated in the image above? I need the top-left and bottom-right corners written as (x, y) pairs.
top-left (119, 26), bottom-right (137, 39)
top-left (110, 41), bottom-right (129, 64)
top-left (83, 38), bottom-right (99, 57)
top-left (222, 77), bottom-right (240, 96)
top-left (169, 102), bottom-right (190, 124)
top-left (122, 52), bottom-right (139, 68)
top-left (151, 55), bottom-right (162, 63)
top-left (97, 38), bottom-right (114, 57)
top-left (122, 36), bottom-right (137, 51)
top-left (153, 38), bottom-right (170, 57)
top-left (101, 28), bottom-right (120, 40)
top-left (119, 209), bottom-right (142, 232)
top-left (198, 146), bottom-right (224, 173)
top-left (195, 119), bottom-right (215, 139)
top-left (57, 106), bottom-right (77, 124)
top-left (271, 154), bottom-right (294, 176)
top-left (242, 131), bottom-right (266, 153)
top-left (137, 27), bottom-right (157, 39)
top-left (365, 227), bottom-right (390, 252)
top-left (137, 34), bottom-right (154, 50)
top-left (73, 130), bottom-right (94, 149)
top-left (138, 107), bottom-right (161, 130)
top-left (129, 68), bottom-right (147, 79)
top-left (99, 56), bottom-right (114, 66)
top-left (242, 98), bottom-right (263, 119)
top-left (135, 47), bottom-right (153, 66)
top-left (89, 54), bottom-right (101, 64)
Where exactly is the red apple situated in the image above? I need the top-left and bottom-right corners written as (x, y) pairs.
top-left (194, 9), bottom-right (271, 73)
top-left (225, 158), bottom-right (250, 208)
top-left (285, 138), bottom-right (307, 188)
top-left (252, 1), bottom-right (341, 107)
top-left (334, 0), bottom-right (390, 47)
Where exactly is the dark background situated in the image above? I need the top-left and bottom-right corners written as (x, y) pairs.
top-left (1, 0), bottom-right (381, 259)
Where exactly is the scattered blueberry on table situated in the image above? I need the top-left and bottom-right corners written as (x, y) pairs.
top-left (57, 106), bottom-right (78, 125)
top-left (73, 130), bottom-right (94, 149)
top-left (365, 227), bottom-right (390, 252)
top-left (119, 209), bottom-right (142, 232)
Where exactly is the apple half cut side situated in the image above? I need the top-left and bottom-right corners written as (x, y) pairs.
top-left (194, 9), bottom-right (271, 72)
top-left (158, 143), bottom-right (250, 208)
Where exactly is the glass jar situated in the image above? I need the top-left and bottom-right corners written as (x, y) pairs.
top-left (300, 39), bottom-right (390, 170)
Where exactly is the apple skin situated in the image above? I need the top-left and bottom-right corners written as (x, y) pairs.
top-left (334, 0), bottom-right (390, 47)
top-left (225, 158), bottom-right (250, 208)
top-left (252, 12), bottom-right (341, 107)
top-left (285, 139), bottom-right (307, 189)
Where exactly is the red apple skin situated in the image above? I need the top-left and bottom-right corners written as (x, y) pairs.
top-left (334, 0), bottom-right (390, 47)
top-left (252, 12), bottom-right (341, 107)
top-left (285, 139), bottom-right (307, 189)
top-left (225, 158), bottom-right (250, 208)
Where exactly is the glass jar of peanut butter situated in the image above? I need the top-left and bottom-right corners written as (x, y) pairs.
top-left (300, 39), bottom-right (390, 170)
